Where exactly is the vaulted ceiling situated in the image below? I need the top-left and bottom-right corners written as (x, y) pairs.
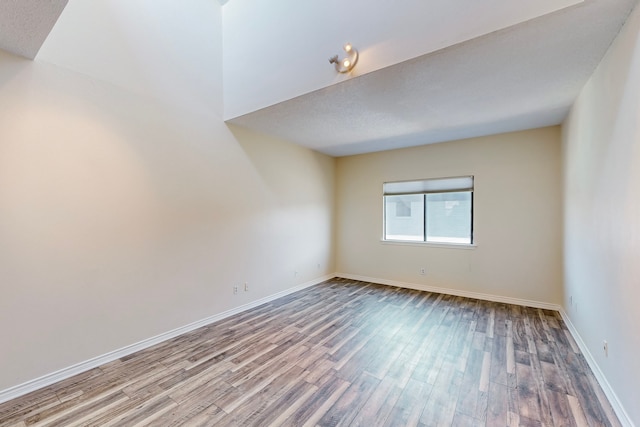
top-left (0, 0), bottom-right (68, 59)
top-left (227, 0), bottom-right (639, 156)
top-left (0, 0), bottom-right (638, 156)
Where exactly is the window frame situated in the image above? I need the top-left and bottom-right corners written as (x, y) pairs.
top-left (382, 176), bottom-right (474, 246)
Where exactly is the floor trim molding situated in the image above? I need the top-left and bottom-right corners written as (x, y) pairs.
top-left (558, 309), bottom-right (634, 427)
top-left (335, 273), bottom-right (561, 311)
top-left (0, 274), bottom-right (333, 405)
top-left (2, 273), bottom-right (633, 427)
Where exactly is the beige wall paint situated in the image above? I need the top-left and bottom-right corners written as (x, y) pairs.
top-left (336, 127), bottom-right (563, 304)
top-left (0, 51), bottom-right (335, 391)
top-left (562, 4), bottom-right (640, 423)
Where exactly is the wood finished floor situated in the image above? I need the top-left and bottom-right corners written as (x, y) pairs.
top-left (0, 278), bottom-right (621, 427)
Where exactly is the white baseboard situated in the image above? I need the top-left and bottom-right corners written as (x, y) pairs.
top-left (335, 273), bottom-right (561, 311)
top-left (0, 274), bottom-right (333, 405)
top-left (2, 273), bottom-right (632, 427)
top-left (558, 309), bottom-right (635, 427)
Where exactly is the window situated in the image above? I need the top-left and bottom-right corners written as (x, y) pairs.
top-left (384, 176), bottom-right (473, 244)
top-left (395, 199), bottom-right (412, 217)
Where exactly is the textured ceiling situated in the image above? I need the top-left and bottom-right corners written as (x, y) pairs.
top-left (0, 0), bottom-right (68, 59)
top-left (1, 0), bottom-right (636, 157)
top-left (222, 0), bottom-right (582, 119)
top-left (229, 0), bottom-right (639, 157)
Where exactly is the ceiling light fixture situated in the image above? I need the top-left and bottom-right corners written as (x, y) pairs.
top-left (329, 43), bottom-right (358, 73)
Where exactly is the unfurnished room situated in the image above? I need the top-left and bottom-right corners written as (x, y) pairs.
top-left (0, 0), bottom-right (639, 426)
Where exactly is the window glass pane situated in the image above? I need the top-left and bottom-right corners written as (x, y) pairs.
top-left (426, 192), bottom-right (472, 244)
top-left (385, 195), bottom-right (424, 241)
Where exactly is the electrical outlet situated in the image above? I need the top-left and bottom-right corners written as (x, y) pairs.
top-left (603, 340), bottom-right (608, 357)
top-left (294, 271), bottom-right (298, 277)
top-left (570, 295), bottom-right (573, 306)
top-left (233, 285), bottom-right (238, 295)
top-left (244, 282), bottom-right (249, 292)
top-left (420, 267), bottom-right (426, 276)
top-left (317, 263), bottom-right (321, 270)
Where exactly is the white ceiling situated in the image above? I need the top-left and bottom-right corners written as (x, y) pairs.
top-left (229, 0), bottom-right (639, 156)
top-left (0, 0), bottom-right (67, 59)
top-left (221, 0), bottom-right (582, 119)
top-left (0, 0), bottom-right (637, 158)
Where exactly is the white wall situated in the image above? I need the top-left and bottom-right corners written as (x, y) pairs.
top-left (37, 0), bottom-right (223, 117)
top-left (0, 2), bottom-right (335, 392)
top-left (562, 3), bottom-right (640, 424)
top-left (221, 0), bottom-right (580, 119)
top-left (335, 127), bottom-right (563, 304)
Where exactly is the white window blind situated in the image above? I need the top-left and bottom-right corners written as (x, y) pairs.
top-left (383, 176), bottom-right (474, 195)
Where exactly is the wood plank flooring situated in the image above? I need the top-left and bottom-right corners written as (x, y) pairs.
top-left (0, 278), bottom-right (621, 426)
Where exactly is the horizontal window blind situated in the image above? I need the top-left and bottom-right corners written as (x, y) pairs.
top-left (383, 176), bottom-right (474, 195)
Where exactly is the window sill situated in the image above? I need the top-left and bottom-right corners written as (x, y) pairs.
top-left (380, 239), bottom-right (477, 250)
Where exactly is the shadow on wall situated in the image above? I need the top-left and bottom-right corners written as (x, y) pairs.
top-left (227, 123), bottom-right (335, 207)
top-left (0, 51), bottom-right (33, 91)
